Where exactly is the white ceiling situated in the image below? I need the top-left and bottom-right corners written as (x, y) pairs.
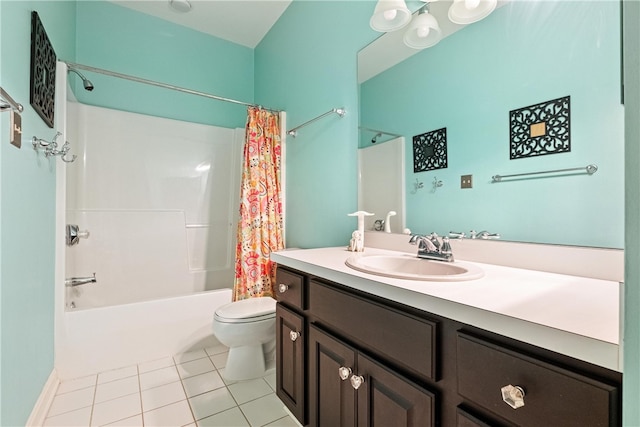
top-left (109, 0), bottom-right (292, 48)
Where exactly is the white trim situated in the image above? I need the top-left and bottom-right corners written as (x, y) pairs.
top-left (26, 369), bottom-right (59, 427)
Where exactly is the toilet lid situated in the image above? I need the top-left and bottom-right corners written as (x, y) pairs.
top-left (214, 297), bottom-right (276, 323)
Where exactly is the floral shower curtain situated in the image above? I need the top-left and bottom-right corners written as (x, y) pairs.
top-left (233, 107), bottom-right (284, 301)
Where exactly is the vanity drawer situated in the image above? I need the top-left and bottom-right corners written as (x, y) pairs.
top-left (309, 279), bottom-right (438, 381)
top-left (275, 267), bottom-right (305, 310)
top-left (456, 332), bottom-right (619, 427)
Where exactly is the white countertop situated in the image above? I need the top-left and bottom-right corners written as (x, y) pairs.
top-left (271, 247), bottom-right (621, 371)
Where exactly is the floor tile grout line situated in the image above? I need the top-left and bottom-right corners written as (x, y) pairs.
top-left (137, 363), bottom-right (145, 427)
top-left (178, 364), bottom-right (198, 426)
top-left (88, 373), bottom-right (98, 426)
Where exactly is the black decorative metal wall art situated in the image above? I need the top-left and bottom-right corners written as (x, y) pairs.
top-left (509, 96), bottom-right (570, 160)
top-left (413, 127), bottom-right (447, 173)
top-left (30, 11), bottom-right (57, 128)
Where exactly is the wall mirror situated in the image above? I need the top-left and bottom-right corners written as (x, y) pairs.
top-left (358, 0), bottom-right (624, 248)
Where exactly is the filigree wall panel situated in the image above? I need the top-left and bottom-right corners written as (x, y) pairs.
top-left (30, 11), bottom-right (57, 128)
top-left (509, 96), bottom-right (570, 159)
top-left (413, 127), bottom-right (447, 173)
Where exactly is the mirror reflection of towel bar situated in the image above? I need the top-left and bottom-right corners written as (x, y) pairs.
top-left (492, 164), bottom-right (598, 183)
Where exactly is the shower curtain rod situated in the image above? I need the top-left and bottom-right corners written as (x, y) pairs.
top-left (358, 126), bottom-right (402, 138)
top-left (62, 61), bottom-right (282, 113)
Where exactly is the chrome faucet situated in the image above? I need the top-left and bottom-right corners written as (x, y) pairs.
top-left (409, 233), bottom-right (454, 262)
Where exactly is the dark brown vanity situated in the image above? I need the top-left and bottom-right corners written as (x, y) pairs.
top-left (274, 264), bottom-right (622, 426)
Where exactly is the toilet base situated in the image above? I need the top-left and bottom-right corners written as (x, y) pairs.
top-left (222, 344), bottom-right (268, 381)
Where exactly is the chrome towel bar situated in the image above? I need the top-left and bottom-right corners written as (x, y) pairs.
top-left (287, 107), bottom-right (346, 137)
top-left (492, 164), bottom-right (598, 183)
top-left (0, 87), bottom-right (23, 112)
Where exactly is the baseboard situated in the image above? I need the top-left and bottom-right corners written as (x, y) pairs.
top-left (26, 369), bottom-right (59, 427)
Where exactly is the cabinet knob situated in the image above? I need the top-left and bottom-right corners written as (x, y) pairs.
top-left (350, 375), bottom-right (365, 390)
top-left (289, 330), bottom-right (300, 342)
top-left (338, 367), bottom-right (352, 381)
top-left (278, 283), bottom-right (289, 293)
top-left (501, 384), bottom-right (525, 409)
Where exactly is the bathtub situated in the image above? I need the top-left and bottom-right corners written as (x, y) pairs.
top-left (55, 288), bottom-right (232, 380)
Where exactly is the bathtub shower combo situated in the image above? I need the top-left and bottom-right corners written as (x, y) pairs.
top-left (55, 62), bottom-right (277, 379)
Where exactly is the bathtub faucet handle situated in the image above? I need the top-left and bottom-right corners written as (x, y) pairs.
top-left (66, 224), bottom-right (90, 246)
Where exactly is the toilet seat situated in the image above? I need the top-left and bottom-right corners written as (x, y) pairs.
top-left (214, 297), bottom-right (276, 324)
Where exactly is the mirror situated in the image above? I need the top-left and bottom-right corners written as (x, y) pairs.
top-left (358, 0), bottom-right (623, 248)
top-left (358, 137), bottom-right (406, 233)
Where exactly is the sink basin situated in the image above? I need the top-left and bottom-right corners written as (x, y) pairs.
top-left (345, 254), bottom-right (484, 282)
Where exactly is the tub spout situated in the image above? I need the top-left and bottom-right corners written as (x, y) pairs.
top-left (65, 273), bottom-right (97, 287)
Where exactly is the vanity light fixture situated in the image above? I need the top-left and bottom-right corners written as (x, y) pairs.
top-left (370, 0), bottom-right (412, 32)
top-left (448, 0), bottom-right (497, 24)
top-left (403, 4), bottom-right (442, 49)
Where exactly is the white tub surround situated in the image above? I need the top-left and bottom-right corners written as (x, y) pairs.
top-left (270, 247), bottom-right (621, 371)
top-left (65, 102), bottom-right (243, 309)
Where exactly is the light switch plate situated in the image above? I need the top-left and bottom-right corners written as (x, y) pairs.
top-left (10, 110), bottom-right (22, 148)
top-left (461, 174), bottom-right (472, 189)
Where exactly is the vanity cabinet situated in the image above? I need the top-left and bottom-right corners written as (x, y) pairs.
top-left (274, 265), bottom-right (622, 427)
top-left (307, 318), bottom-right (436, 427)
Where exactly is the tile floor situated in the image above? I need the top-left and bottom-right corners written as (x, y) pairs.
top-left (44, 345), bottom-right (299, 427)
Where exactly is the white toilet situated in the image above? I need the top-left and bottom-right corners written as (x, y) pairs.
top-left (212, 296), bottom-right (277, 381)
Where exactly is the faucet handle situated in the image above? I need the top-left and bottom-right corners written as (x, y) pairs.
top-left (449, 231), bottom-right (466, 239)
top-left (428, 232), bottom-right (441, 249)
top-left (440, 236), bottom-right (452, 255)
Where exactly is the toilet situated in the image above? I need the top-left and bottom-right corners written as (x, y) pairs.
top-left (212, 296), bottom-right (277, 381)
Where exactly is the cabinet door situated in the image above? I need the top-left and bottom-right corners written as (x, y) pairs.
top-left (356, 353), bottom-right (436, 427)
top-left (276, 304), bottom-right (305, 424)
top-left (308, 325), bottom-right (357, 427)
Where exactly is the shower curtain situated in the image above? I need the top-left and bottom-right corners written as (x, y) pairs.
top-left (233, 107), bottom-right (284, 301)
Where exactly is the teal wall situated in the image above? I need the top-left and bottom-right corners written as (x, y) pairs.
top-left (360, 1), bottom-right (623, 248)
top-left (74, 1), bottom-right (254, 129)
top-left (623, 2), bottom-right (640, 425)
top-left (0, 2), bottom-right (76, 425)
top-left (255, 0), bottom-right (376, 248)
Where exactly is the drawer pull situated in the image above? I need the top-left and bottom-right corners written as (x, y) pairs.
top-left (278, 283), bottom-right (289, 293)
top-left (501, 384), bottom-right (526, 409)
top-left (289, 331), bottom-right (301, 342)
top-left (338, 367), bottom-right (352, 380)
top-left (350, 375), bottom-right (365, 390)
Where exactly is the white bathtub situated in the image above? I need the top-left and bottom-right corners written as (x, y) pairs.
top-left (55, 288), bottom-right (232, 380)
